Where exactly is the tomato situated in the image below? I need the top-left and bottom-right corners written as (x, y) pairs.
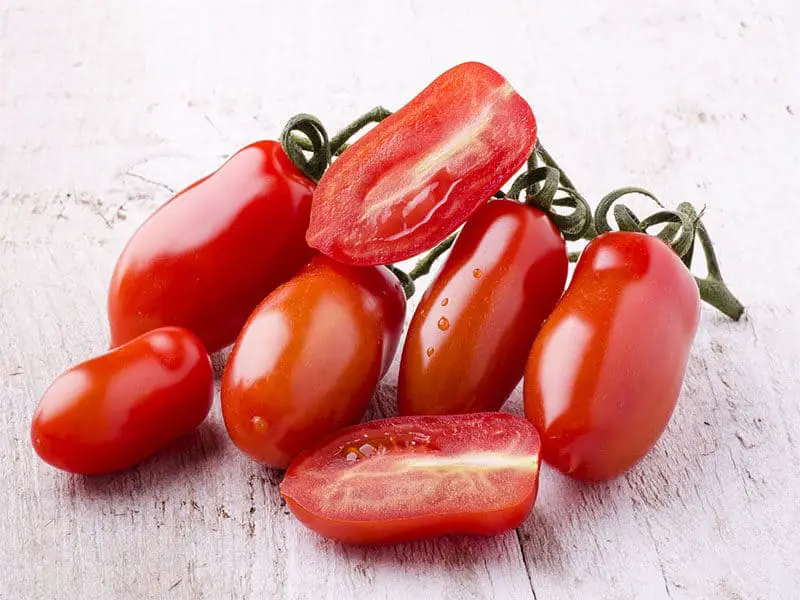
top-left (524, 232), bottom-right (701, 481)
top-left (280, 412), bottom-right (541, 545)
top-left (306, 62), bottom-right (537, 266)
top-left (221, 257), bottom-right (406, 469)
top-left (31, 327), bottom-right (213, 475)
top-left (398, 200), bottom-right (567, 415)
top-left (108, 141), bottom-right (315, 353)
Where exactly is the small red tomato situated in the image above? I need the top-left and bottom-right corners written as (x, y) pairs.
top-left (31, 327), bottom-right (213, 475)
top-left (307, 62), bottom-right (537, 266)
top-left (221, 257), bottom-right (406, 469)
top-left (398, 200), bottom-right (567, 415)
top-left (108, 141), bottom-right (315, 353)
top-left (280, 412), bottom-right (541, 545)
top-left (524, 232), bottom-right (701, 481)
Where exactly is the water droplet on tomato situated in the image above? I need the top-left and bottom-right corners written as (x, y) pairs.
top-left (437, 317), bottom-right (450, 331)
top-left (345, 452), bottom-right (359, 463)
top-left (472, 268), bottom-right (482, 279)
top-left (251, 416), bottom-right (268, 433)
top-left (426, 346), bottom-right (435, 357)
top-left (441, 297), bottom-right (449, 306)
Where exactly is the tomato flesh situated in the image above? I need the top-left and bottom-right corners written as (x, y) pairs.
top-left (524, 232), bottom-right (701, 481)
top-left (399, 200), bottom-right (567, 415)
top-left (222, 257), bottom-right (406, 469)
top-left (108, 141), bottom-right (315, 353)
top-left (31, 327), bottom-right (213, 475)
top-left (280, 413), bottom-right (541, 544)
top-left (307, 62), bottom-right (537, 266)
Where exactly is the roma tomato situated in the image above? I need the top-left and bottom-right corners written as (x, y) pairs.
top-left (307, 62), bottom-right (537, 266)
top-left (108, 141), bottom-right (315, 353)
top-left (524, 232), bottom-right (701, 481)
top-left (221, 257), bottom-right (406, 469)
top-left (31, 327), bottom-right (213, 475)
top-left (280, 412), bottom-right (541, 545)
top-left (398, 200), bottom-right (567, 415)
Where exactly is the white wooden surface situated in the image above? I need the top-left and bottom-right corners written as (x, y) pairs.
top-left (2, 1), bottom-right (799, 598)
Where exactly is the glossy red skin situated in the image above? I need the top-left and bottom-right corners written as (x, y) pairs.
top-left (280, 413), bottom-right (541, 545)
top-left (398, 200), bottom-right (567, 415)
top-left (524, 232), bottom-right (701, 481)
top-left (221, 257), bottom-right (406, 469)
top-left (31, 327), bottom-right (213, 475)
top-left (307, 62), bottom-right (537, 266)
top-left (108, 141), bottom-right (315, 353)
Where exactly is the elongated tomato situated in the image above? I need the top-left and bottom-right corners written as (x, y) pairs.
top-left (307, 62), bottom-right (537, 266)
top-left (524, 232), bottom-right (701, 481)
top-left (399, 200), bottom-right (567, 415)
top-left (280, 413), bottom-right (541, 545)
top-left (108, 141), bottom-right (315, 353)
top-left (31, 327), bottom-right (213, 474)
top-left (221, 257), bottom-right (406, 469)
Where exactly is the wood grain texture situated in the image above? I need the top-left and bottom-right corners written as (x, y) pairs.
top-left (1, 1), bottom-right (799, 598)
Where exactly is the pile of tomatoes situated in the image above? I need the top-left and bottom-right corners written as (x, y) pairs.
top-left (30, 62), bottom-right (743, 545)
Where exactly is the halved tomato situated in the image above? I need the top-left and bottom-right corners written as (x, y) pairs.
top-left (306, 62), bottom-right (537, 266)
top-left (280, 412), bottom-right (541, 545)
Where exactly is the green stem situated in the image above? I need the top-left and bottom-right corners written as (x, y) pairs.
top-left (280, 114), bottom-right (330, 182)
top-left (408, 233), bottom-right (458, 281)
top-left (507, 140), bottom-right (595, 242)
top-left (386, 265), bottom-right (416, 299)
top-left (536, 140), bottom-right (578, 193)
top-left (330, 106), bottom-right (392, 156)
top-left (683, 205), bottom-right (744, 320)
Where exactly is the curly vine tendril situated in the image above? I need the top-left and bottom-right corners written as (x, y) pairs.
top-left (594, 188), bottom-right (743, 320)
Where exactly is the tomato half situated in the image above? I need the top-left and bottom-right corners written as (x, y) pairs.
top-left (398, 200), bottom-right (567, 415)
top-left (221, 257), bottom-right (406, 469)
top-left (108, 141), bottom-right (315, 353)
top-left (524, 232), bottom-right (701, 481)
top-left (306, 62), bottom-right (537, 266)
top-left (280, 412), bottom-right (541, 545)
top-left (31, 327), bottom-right (213, 475)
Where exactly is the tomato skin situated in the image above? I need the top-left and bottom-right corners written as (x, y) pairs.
top-left (524, 232), bottom-right (701, 481)
top-left (221, 257), bottom-right (406, 469)
top-left (31, 327), bottom-right (213, 475)
top-left (108, 141), bottom-right (315, 353)
top-left (398, 200), bottom-right (567, 415)
top-left (307, 62), bottom-right (537, 266)
top-left (280, 412), bottom-right (541, 545)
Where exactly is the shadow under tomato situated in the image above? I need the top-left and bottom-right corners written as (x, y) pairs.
top-left (67, 418), bottom-right (229, 499)
top-left (363, 378), bottom-right (400, 421)
top-left (319, 529), bottom-right (526, 573)
top-left (211, 347), bottom-right (232, 380)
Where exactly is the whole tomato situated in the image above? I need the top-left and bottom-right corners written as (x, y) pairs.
top-left (31, 327), bottom-right (213, 475)
top-left (108, 141), bottom-right (315, 353)
top-left (221, 257), bottom-right (406, 468)
top-left (524, 232), bottom-right (701, 481)
top-left (280, 412), bottom-right (542, 545)
top-left (398, 200), bottom-right (567, 415)
top-left (307, 62), bottom-right (537, 266)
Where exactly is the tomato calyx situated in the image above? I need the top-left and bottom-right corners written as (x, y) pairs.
top-left (593, 187), bottom-right (745, 320)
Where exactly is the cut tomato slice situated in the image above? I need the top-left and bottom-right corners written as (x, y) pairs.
top-left (306, 62), bottom-right (537, 266)
top-left (280, 412), bottom-right (541, 544)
